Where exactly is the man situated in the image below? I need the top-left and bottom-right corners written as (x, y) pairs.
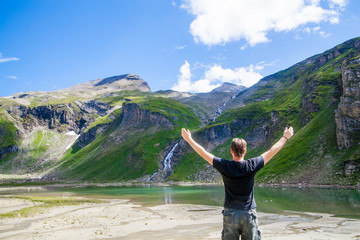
top-left (181, 126), bottom-right (294, 240)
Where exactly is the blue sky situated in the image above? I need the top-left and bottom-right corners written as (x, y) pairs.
top-left (1, 0), bottom-right (359, 97)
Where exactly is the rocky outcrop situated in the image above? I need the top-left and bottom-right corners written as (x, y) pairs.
top-left (120, 103), bottom-right (172, 128)
top-left (94, 74), bottom-right (150, 89)
top-left (335, 57), bottom-right (360, 149)
top-left (77, 123), bottom-right (109, 148)
top-left (197, 124), bottom-right (232, 150)
top-left (343, 160), bottom-right (359, 177)
top-left (76, 100), bottom-right (110, 116)
top-left (3, 99), bottom-right (117, 138)
top-left (77, 102), bottom-right (173, 148)
top-left (0, 145), bottom-right (18, 158)
top-left (25, 104), bottom-right (88, 133)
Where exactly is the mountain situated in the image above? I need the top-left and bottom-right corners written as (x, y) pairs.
top-left (173, 83), bottom-right (247, 124)
top-left (169, 37), bottom-right (360, 186)
top-left (0, 37), bottom-right (359, 186)
top-left (211, 82), bottom-right (246, 93)
top-left (7, 74), bottom-right (151, 107)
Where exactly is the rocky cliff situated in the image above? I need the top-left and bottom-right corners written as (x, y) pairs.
top-left (335, 55), bottom-right (360, 149)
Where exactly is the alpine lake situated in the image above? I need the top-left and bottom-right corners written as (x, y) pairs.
top-left (1, 184), bottom-right (359, 219)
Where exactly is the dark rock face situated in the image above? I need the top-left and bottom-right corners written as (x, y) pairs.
top-left (4, 100), bottom-right (116, 137)
top-left (25, 104), bottom-right (88, 133)
top-left (96, 74), bottom-right (149, 86)
top-left (343, 160), bottom-right (358, 177)
top-left (77, 124), bottom-right (108, 148)
top-left (77, 102), bottom-right (173, 148)
top-left (335, 57), bottom-right (360, 149)
top-left (198, 124), bottom-right (232, 150)
top-left (76, 100), bottom-right (110, 116)
top-left (0, 145), bottom-right (18, 158)
top-left (120, 103), bottom-right (172, 128)
top-left (94, 74), bottom-right (131, 86)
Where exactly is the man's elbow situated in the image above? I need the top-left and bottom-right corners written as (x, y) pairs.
top-left (262, 151), bottom-right (274, 164)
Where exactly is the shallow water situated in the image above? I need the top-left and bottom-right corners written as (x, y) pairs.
top-left (1, 185), bottom-right (359, 219)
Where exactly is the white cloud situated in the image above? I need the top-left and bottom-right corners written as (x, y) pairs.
top-left (175, 45), bottom-right (187, 50)
top-left (172, 61), bottom-right (219, 92)
top-left (319, 31), bottom-right (331, 38)
top-left (203, 64), bottom-right (263, 87)
top-left (0, 53), bottom-right (20, 63)
top-left (6, 76), bottom-right (18, 80)
top-left (328, 0), bottom-right (348, 9)
top-left (182, 0), bottom-right (348, 46)
top-left (172, 61), bottom-right (264, 93)
top-left (300, 25), bottom-right (331, 38)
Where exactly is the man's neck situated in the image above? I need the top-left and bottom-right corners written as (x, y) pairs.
top-left (232, 156), bottom-right (244, 162)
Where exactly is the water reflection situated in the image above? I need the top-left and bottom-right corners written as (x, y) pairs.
top-left (164, 187), bottom-right (172, 204)
top-left (0, 186), bottom-right (47, 194)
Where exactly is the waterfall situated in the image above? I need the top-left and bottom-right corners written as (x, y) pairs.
top-left (213, 93), bottom-right (238, 121)
top-left (146, 172), bottom-right (158, 182)
top-left (163, 143), bottom-right (178, 172)
top-left (145, 142), bottom-right (180, 182)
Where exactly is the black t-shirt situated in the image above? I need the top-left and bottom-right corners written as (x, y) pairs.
top-left (213, 156), bottom-right (264, 210)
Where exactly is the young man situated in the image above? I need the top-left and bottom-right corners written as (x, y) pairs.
top-left (181, 127), bottom-right (294, 240)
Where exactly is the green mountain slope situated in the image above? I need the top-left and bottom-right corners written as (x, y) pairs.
top-left (50, 95), bottom-right (201, 182)
top-left (0, 38), bottom-right (359, 186)
top-left (170, 37), bottom-right (360, 186)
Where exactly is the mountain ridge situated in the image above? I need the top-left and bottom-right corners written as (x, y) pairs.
top-left (0, 37), bottom-right (359, 186)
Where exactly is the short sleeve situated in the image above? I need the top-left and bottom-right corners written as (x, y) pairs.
top-left (213, 156), bottom-right (226, 173)
top-left (251, 155), bottom-right (264, 172)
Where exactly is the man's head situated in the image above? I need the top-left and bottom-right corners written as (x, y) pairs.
top-left (231, 138), bottom-right (247, 158)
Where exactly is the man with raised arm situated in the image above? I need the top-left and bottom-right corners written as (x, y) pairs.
top-left (181, 127), bottom-right (294, 240)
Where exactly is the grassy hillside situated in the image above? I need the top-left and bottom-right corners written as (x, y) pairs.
top-left (53, 95), bottom-right (202, 182)
top-left (0, 38), bottom-right (359, 186)
top-left (170, 37), bottom-right (360, 186)
top-left (0, 108), bottom-right (18, 149)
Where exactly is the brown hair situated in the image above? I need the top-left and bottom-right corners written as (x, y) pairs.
top-left (231, 138), bottom-right (247, 157)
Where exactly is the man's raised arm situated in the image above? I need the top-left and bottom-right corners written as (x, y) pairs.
top-left (261, 126), bottom-right (294, 165)
top-left (181, 128), bottom-right (214, 165)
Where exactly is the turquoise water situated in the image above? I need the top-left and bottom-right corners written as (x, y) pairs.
top-left (1, 185), bottom-right (359, 219)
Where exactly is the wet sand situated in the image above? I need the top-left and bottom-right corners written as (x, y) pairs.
top-left (0, 197), bottom-right (359, 240)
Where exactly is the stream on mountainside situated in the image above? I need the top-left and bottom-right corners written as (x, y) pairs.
top-left (1, 185), bottom-right (359, 219)
top-left (146, 141), bottom-right (180, 182)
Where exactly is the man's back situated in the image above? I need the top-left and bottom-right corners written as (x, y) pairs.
top-left (213, 156), bottom-right (264, 210)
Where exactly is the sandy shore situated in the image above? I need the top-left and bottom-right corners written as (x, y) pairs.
top-left (0, 196), bottom-right (359, 240)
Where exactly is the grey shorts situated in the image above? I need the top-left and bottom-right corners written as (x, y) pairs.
top-left (221, 208), bottom-right (261, 240)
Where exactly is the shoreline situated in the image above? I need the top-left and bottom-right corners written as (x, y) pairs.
top-left (0, 180), bottom-right (359, 190)
top-left (0, 195), bottom-right (359, 239)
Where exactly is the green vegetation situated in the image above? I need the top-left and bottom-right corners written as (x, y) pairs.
top-left (0, 196), bottom-right (103, 219)
top-left (55, 94), bottom-right (202, 182)
top-left (29, 94), bottom-right (83, 108)
top-left (1, 38), bottom-right (359, 185)
top-left (0, 108), bottom-right (18, 148)
top-left (169, 152), bottom-right (205, 181)
top-left (169, 38), bottom-right (360, 184)
top-left (0, 128), bottom-right (73, 174)
top-left (84, 113), bottom-right (113, 133)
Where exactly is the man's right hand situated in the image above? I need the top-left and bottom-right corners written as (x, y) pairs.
top-left (262, 126), bottom-right (294, 164)
top-left (283, 126), bottom-right (294, 140)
